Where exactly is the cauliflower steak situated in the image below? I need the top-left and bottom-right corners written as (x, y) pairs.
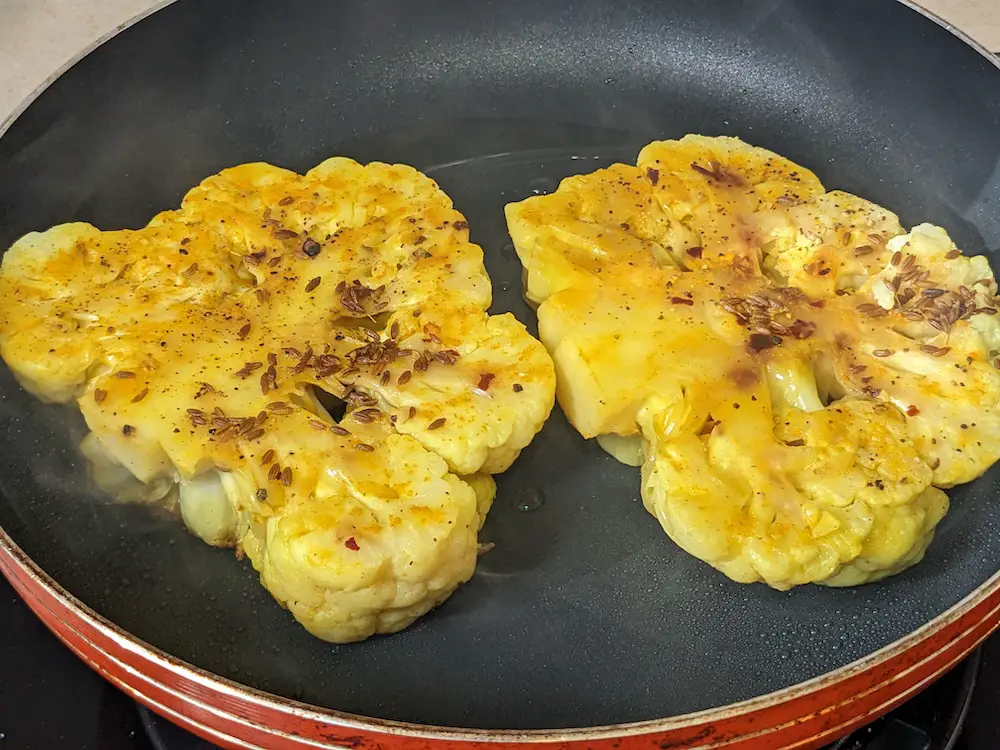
top-left (0, 158), bottom-right (555, 642)
top-left (506, 134), bottom-right (999, 590)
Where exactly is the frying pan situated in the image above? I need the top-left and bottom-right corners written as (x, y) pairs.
top-left (1, 1), bottom-right (999, 748)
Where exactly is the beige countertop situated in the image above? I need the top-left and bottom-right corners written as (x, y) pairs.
top-left (0, 0), bottom-right (997, 123)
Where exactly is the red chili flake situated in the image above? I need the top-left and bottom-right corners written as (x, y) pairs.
top-left (645, 167), bottom-right (660, 186)
top-left (906, 405), bottom-right (920, 416)
top-left (428, 417), bottom-right (447, 430)
top-left (477, 372), bottom-right (496, 391)
top-left (788, 319), bottom-right (817, 340)
top-left (513, 383), bottom-right (524, 393)
top-left (670, 297), bottom-right (694, 306)
top-left (122, 425), bottom-right (136, 436)
top-left (344, 537), bottom-right (360, 551)
top-left (94, 389), bottom-right (107, 403)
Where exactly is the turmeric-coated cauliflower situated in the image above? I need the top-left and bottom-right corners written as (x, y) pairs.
top-left (0, 158), bottom-right (555, 641)
top-left (506, 134), bottom-right (999, 589)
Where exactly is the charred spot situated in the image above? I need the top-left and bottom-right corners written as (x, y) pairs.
top-left (729, 366), bottom-right (759, 389)
top-left (748, 333), bottom-right (782, 353)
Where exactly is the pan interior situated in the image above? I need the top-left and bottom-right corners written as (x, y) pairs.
top-left (1, 0), bottom-right (1000, 732)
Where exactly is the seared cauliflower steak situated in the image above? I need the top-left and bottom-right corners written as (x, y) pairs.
top-left (0, 158), bottom-right (555, 642)
top-left (506, 134), bottom-right (999, 590)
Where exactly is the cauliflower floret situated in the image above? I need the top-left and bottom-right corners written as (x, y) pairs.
top-left (637, 134), bottom-right (825, 269)
top-left (505, 164), bottom-right (699, 306)
top-left (507, 134), bottom-right (994, 590)
top-left (856, 223), bottom-right (1000, 355)
top-left (639, 390), bottom-right (948, 589)
top-left (0, 157), bottom-right (554, 642)
top-left (754, 191), bottom-right (905, 297)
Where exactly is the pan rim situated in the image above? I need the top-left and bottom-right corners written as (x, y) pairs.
top-left (2, 515), bottom-right (999, 740)
top-left (1, 0), bottom-right (999, 742)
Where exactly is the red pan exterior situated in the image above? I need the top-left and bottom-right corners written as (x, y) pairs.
top-left (2, 526), bottom-right (999, 750)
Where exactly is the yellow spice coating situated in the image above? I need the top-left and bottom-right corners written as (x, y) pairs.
top-left (0, 157), bottom-right (555, 642)
top-left (506, 134), bottom-right (1000, 589)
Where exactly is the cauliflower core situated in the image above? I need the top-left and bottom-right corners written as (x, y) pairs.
top-left (0, 158), bottom-right (555, 641)
top-left (506, 134), bottom-right (1000, 590)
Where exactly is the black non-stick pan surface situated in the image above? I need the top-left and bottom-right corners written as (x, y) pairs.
top-left (1, 0), bottom-right (999, 733)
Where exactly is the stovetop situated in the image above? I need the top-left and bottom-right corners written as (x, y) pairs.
top-left (2, 572), bottom-right (1000, 750)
